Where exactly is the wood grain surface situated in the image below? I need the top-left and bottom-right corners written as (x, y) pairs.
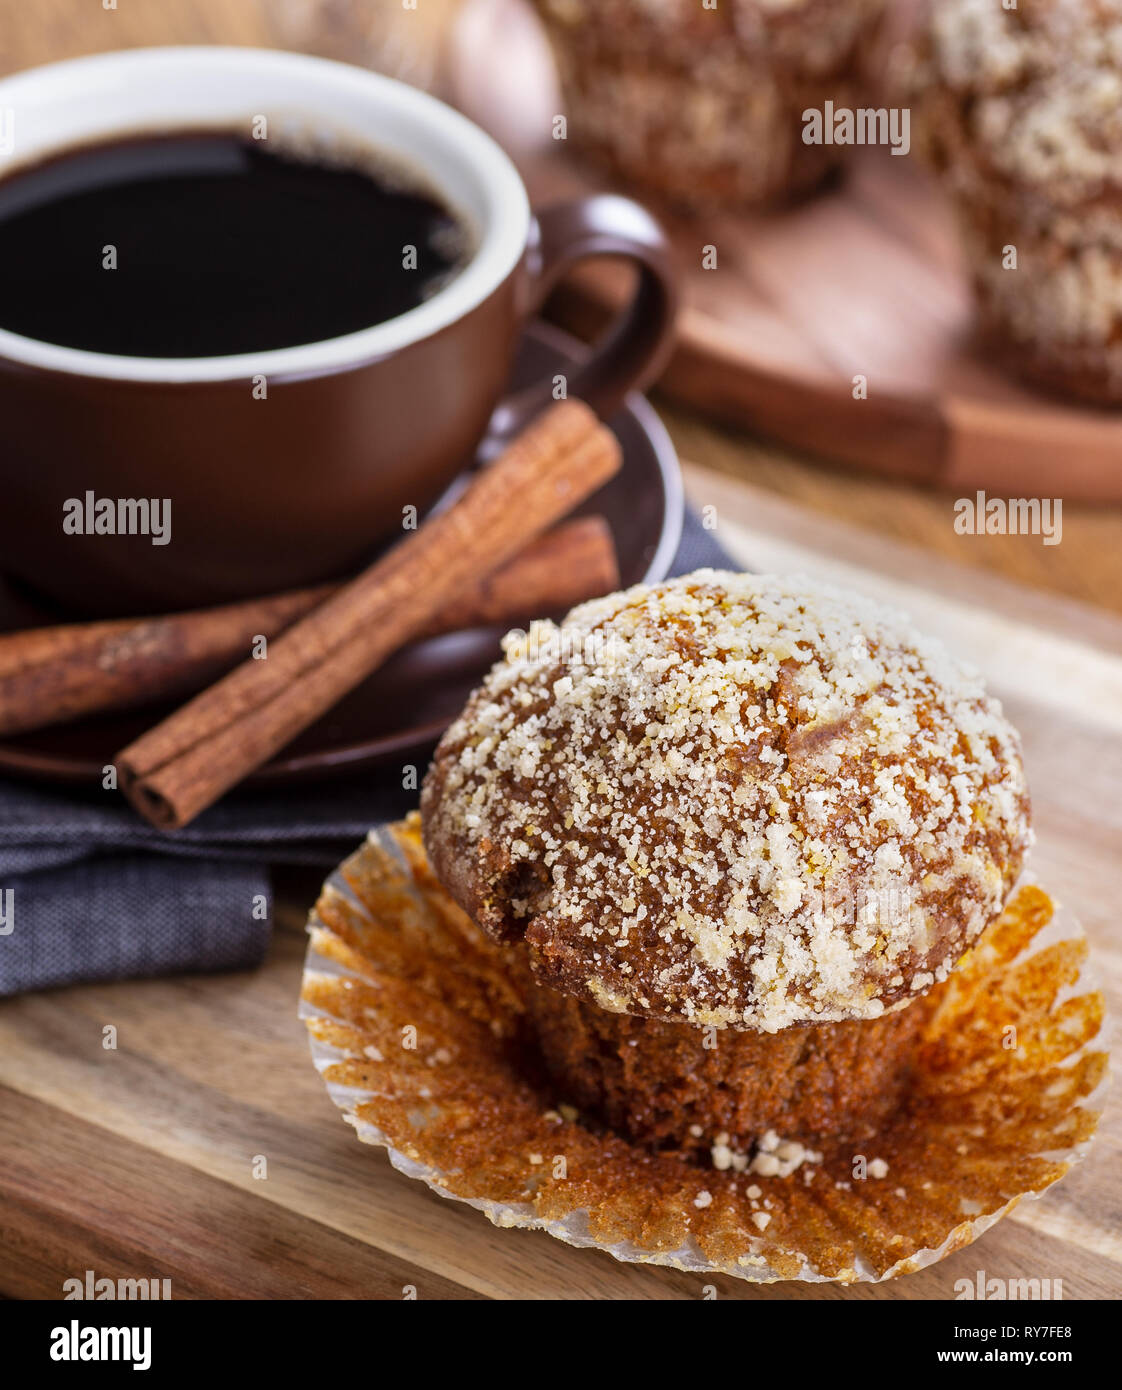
top-left (1, 467), bottom-right (1119, 1300)
top-left (516, 148), bottom-right (1122, 503)
top-left (0, 0), bottom-right (1120, 618)
top-left (0, 0), bottom-right (1119, 1302)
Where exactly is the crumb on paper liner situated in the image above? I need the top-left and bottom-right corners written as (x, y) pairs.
top-left (298, 814), bottom-right (1106, 1284)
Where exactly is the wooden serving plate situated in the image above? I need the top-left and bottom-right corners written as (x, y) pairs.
top-left (449, 0), bottom-right (1122, 501)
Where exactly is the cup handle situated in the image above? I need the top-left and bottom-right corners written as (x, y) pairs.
top-left (481, 194), bottom-right (678, 449)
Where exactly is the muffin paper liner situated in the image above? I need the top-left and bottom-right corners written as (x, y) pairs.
top-left (299, 814), bottom-right (1107, 1284)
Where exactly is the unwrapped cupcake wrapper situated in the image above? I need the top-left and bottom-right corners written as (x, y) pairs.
top-left (299, 816), bottom-right (1106, 1284)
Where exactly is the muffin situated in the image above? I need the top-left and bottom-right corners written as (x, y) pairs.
top-left (421, 571), bottom-right (1031, 1157)
top-left (913, 0), bottom-right (1122, 405)
top-left (530, 0), bottom-right (890, 209)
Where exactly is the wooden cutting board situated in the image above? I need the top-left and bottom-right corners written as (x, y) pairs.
top-left (516, 151), bottom-right (1122, 503)
top-left (446, 0), bottom-right (1122, 501)
top-left (1, 470), bottom-right (1119, 1301)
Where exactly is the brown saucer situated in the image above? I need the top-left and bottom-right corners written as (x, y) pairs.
top-left (0, 322), bottom-right (683, 787)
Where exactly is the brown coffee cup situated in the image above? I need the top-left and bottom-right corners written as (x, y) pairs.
top-left (0, 47), bottom-right (676, 617)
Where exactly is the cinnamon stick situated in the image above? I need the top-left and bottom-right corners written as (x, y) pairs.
top-left (117, 400), bottom-right (622, 829)
top-left (0, 516), bottom-right (618, 737)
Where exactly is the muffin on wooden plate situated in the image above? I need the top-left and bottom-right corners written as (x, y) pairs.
top-left (914, 0), bottom-right (1122, 404)
top-left (421, 570), bottom-right (1032, 1157)
top-left (529, 0), bottom-right (889, 209)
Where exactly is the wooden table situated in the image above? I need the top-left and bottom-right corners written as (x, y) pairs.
top-left (1, 0), bottom-right (1120, 1302)
top-left (3, 0), bottom-right (1120, 613)
top-left (3, 476), bottom-right (1120, 1300)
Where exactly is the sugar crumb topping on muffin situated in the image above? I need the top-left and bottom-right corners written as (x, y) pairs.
top-left (924, 0), bottom-right (1122, 200)
top-left (539, 0), bottom-right (878, 59)
top-left (532, 0), bottom-right (887, 209)
top-left (421, 571), bottom-right (1031, 1032)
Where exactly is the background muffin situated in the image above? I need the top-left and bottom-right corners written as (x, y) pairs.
top-left (914, 0), bottom-right (1122, 404)
top-left (529, 0), bottom-right (890, 209)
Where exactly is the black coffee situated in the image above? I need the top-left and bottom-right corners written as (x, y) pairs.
top-left (0, 130), bottom-right (470, 356)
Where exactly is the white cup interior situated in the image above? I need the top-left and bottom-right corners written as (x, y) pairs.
top-left (0, 46), bottom-right (530, 382)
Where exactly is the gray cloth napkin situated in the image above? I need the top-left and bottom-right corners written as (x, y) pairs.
top-left (0, 511), bottom-right (733, 994)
